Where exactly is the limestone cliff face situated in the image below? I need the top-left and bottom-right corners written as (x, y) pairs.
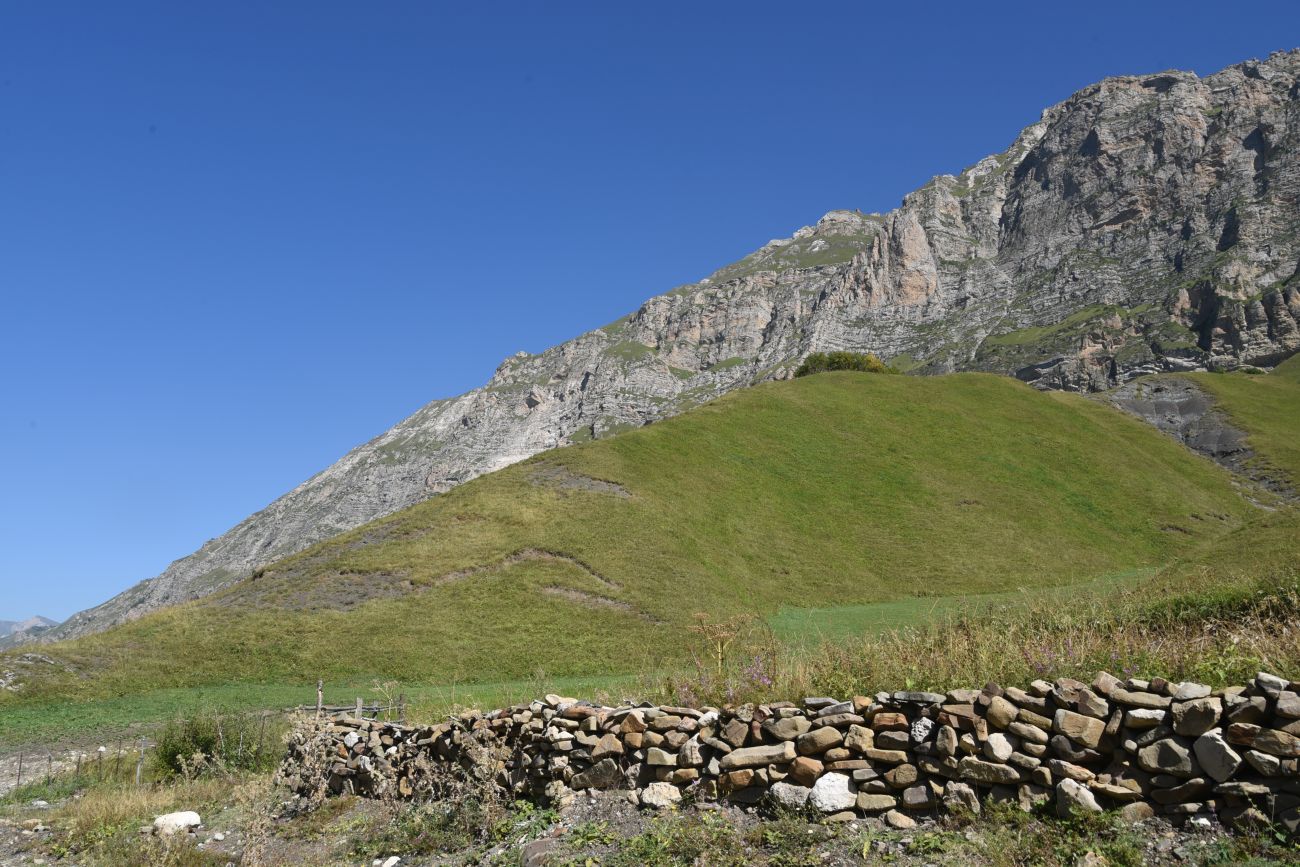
top-left (43, 51), bottom-right (1300, 642)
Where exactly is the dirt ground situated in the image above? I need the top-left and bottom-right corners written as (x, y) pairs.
top-left (2, 782), bottom-right (1295, 867)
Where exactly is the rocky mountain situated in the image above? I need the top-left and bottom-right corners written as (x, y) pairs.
top-left (39, 50), bottom-right (1300, 645)
top-left (0, 616), bottom-right (56, 638)
top-left (0, 616), bottom-right (58, 648)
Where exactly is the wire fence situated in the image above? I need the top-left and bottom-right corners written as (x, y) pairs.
top-left (3, 738), bottom-right (151, 797)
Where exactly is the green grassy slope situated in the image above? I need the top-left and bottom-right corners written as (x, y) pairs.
top-left (3, 371), bottom-right (1257, 706)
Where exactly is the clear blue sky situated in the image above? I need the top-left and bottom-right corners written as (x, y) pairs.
top-left (2, 2), bottom-right (1295, 621)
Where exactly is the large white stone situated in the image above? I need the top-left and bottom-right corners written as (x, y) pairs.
top-left (153, 811), bottom-right (201, 836)
top-left (809, 773), bottom-right (856, 813)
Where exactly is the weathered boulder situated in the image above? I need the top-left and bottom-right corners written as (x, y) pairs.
top-left (984, 733), bottom-right (1014, 762)
top-left (785, 755), bottom-right (821, 787)
top-left (1056, 779), bottom-right (1102, 818)
top-left (769, 781), bottom-right (811, 809)
top-left (572, 759), bottom-right (623, 790)
top-left (1054, 709), bottom-right (1105, 749)
top-left (958, 757), bottom-right (1020, 785)
top-left (1171, 698), bottom-right (1221, 737)
top-left (1137, 738), bottom-right (1198, 779)
top-left (1193, 729), bottom-right (1242, 782)
top-left (796, 726), bottom-right (843, 756)
top-left (855, 793), bottom-right (897, 812)
top-left (986, 696), bottom-right (1018, 729)
top-left (943, 781), bottom-right (981, 814)
top-left (640, 782), bottom-right (682, 809)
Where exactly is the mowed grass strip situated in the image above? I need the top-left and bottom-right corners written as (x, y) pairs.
top-left (0, 674), bottom-right (647, 749)
top-left (1, 371), bottom-right (1257, 706)
top-left (768, 568), bottom-right (1153, 647)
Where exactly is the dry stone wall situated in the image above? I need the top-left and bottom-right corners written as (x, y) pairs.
top-left (279, 671), bottom-right (1300, 832)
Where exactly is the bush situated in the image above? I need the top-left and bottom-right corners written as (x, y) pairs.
top-left (152, 709), bottom-right (282, 778)
top-left (794, 351), bottom-right (898, 377)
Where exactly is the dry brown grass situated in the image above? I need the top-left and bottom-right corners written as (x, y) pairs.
top-left (653, 534), bottom-right (1300, 706)
top-left (45, 773), bottom-right (257, 865)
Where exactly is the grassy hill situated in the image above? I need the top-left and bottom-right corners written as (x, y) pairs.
top-left (3, 370), bottom-right (1263, 711)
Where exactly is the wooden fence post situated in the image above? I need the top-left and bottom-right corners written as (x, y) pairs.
top-left (14, 752), bottom-right (21, 790)
top-left (256, 715), bottom-right (268, 762)
top-left (46, 753), bottom-right (52, 785)
top-left (355, 697), bottom-right (363, 718)
top-left (316, 679), bottom-right (324, 718)
top-left (135, 737), bottom-right (146, 786)
top-left (398, 693), bottom-right (406, 724)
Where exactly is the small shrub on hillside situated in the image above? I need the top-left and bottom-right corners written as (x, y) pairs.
top-left (152, 709), bottom-right (282, 778)
top-left (794, 351), bottom-right (898, 377)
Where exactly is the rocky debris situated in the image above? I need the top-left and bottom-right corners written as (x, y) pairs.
top-left (37, 50), bottom-right (1300, 648)
top-left (279, 671), bottom-right (1300, 831)
top-left (1105, 377), bottom-right (1295, 500)
top-left (0, 653), bottom-right (67, 694)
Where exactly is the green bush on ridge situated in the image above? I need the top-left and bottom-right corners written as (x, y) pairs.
top-left (794, 351), bottom-right (898, 377)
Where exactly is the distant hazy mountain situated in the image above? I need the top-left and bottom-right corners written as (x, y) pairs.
top-left (0, 616), bottom-right (58, 647)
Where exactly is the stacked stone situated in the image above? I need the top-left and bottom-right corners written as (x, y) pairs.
top-left (278, 672), bottom-right (1300, 833)
top-left (280, 714), bottom-right (425, 799)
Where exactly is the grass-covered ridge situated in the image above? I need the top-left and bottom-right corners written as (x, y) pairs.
top-left (3, 370), bottom-right (1258, 707)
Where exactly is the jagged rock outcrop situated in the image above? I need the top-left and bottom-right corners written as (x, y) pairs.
top-left (41, 50), bottom-right (1300, 643)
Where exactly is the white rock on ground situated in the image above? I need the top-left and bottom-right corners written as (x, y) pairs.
top-left (153, 811), bottom-right (201, 836)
